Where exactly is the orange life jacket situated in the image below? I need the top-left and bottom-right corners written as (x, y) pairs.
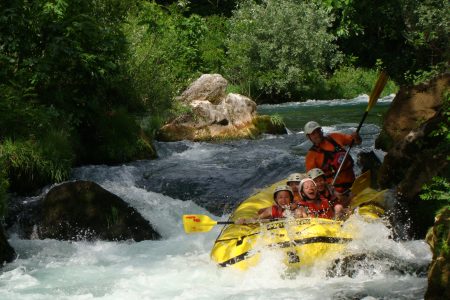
top-left (305, 133), bottom-right (355, 191)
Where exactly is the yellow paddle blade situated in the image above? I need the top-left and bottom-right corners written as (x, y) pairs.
top-left (182, 214), bottom-right (218, 233)
top-left (350, 171), bottom-right (372, 196)
top-left (367, 71), bottom-right (389, 111)
top-left (350, 189), bottom-right (387, 209)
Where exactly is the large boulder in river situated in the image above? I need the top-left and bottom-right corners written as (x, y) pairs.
top-left (17, 181), bottom-right (160, 241)
top-left (157, 74), bottom-right (286, 141)
top-left (375, 73), bottom-right (449, 199)
top-left (177, 73), bottom-right (228, 105)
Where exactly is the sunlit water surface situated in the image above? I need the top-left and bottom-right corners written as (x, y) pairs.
top-left (1, 95), bottom-right (431, 299)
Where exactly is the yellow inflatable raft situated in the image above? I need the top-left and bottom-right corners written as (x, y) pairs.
top-left (210, 171), bottom-right (386, 270)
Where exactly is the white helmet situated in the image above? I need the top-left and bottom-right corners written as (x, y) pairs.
top-left (307, 168), bottom-right (325, 180)
top-left (299, 178), bottom-right (316, 192)
top-left (286, 173), bottom-right (304, 184)
top-left (273, 185), bottom-right (294, 199)
top-left (304, 121), bottom-right (321, 135)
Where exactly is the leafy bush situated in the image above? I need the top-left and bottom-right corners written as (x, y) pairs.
top-left (0, 138), bottom-right (72, 194)
top-left (198, 15), bottom-right (228, 74)
top-left (325, 0), bottom-right (449, 84)
top-left (124, 2), bottom-right (207, 114)
top-left (225, 0), bottom-right (339, 102)
top-left (420, 177), bottom-right (450, 202)
top-left (324, 66), bottom-right (399, 99)
top-left (0, 161), bottom-right (9, 217)
top-left (84, 109), bottom-right (152, 164)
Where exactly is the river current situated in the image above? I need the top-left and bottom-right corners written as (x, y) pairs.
top-left (0, 95), bottom-right (431, 299)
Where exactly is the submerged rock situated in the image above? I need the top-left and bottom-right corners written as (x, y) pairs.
top-left (15, 181), bottom-right (161, 241)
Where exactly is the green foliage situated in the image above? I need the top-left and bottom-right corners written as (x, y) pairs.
top-left (270, 114), bottom-right (284, 127)
top-left (225, 0), bottom-right (340, 102)
top-left (428, 89), bottom-right (450, 158)
top-left (155, 0), bottom-right (238, 17)
top-left (124, 2), bottom-right (206, 113)
top-left (1, 0), bottom-right (149, 168)
top-left (198, 15), bottom-right (228, 74)
top-left (420, 177), bottom-right (450, 202)
top-left (86, 109), bottom-right (149, 164)
top-left (0, 160), bottom-right (9, 217)
top-left (0, 83), bottom-right (59, 140)
top-left (324, 67), bottom-right (398, 99)
top-left (326, 0), bottom-right (449, 84)
top-left (0, 138), bottom-right (72, 194)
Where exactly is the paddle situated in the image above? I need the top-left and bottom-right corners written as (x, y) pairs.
top-left (182, 214), bottom-right (281, 233)
top-left (183, 214), bottom-right (235, 233)
top-left (332, 71), bottom-right (389, 186)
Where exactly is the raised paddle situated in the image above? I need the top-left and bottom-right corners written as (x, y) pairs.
top-left (332, 71), bottom-right (389, 186)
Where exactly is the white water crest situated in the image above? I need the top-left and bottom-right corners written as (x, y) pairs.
top-left (258, 94), bottom-right (395, 109)
top-left (1, 99), bottom-right (431, 299)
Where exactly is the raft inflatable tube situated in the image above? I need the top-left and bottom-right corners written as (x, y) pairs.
top-left (210, 171), bottom-right (387, 270)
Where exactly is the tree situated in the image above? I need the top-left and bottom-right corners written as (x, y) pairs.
top-left (225, 0), bottom-right (339, 102)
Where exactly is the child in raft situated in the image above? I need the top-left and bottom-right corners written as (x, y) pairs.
top-left (307, 168), bottom-right (348, 220)
top-left (235, 185), bottom-right (303, 224)
top-left (295, 178), bottom-right (334, 219)
top-left (286, 173), bottom-right (304, 206)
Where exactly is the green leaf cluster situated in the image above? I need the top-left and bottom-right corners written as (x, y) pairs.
top-left (325, 0), bottom-right (449, 84)
top-left (225, 0), bottom-right (339, 102)
top-left (0, 0), bottom-right (151, 201)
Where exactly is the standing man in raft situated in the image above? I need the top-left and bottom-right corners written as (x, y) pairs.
top-left (304, 121), bottom-right (362, 193)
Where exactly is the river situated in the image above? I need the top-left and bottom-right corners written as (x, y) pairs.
top-left (0, 95), bottom-right (431, 299)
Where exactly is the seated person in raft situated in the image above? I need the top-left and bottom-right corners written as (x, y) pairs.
top-left (307, 168), bottom-right (349, 220)
top-left (295, 178), bottom-right (334, 220)
top-left (236, 185), bottom-right (303, 224)
top-left (286, 173), bottom-right (305, 205)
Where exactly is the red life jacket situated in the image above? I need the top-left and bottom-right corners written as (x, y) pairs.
top-left (320, 184), bottom-right (337, 206)
top-left (271, 205), bottom-right (285, 218)
top-left (298, 195), bottom-right (334, 219)
top-left (309, 136), bottom-right (354, 180)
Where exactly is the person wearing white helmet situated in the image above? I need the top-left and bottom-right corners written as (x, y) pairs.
top-left (304, 121), bottom-right (362, 193)
top-left (296, 178), bottom-right (334, 219)
top-left (236, 185), bottom-right (303, 224)
top-left (257, 185), bottom-right (295, 219)
top-left (307, 168), bottom-right (347, 220)
top-left (307, 168), bottom-right (336, 201)
top-left (286, 173), bottom-right (305, 204)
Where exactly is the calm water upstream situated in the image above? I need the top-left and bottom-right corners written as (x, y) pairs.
top-left (1, 95), bottom-right (431, 300)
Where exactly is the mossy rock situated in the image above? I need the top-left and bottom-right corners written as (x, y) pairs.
top-left (425, 206), bottom-right (450, 300)
top-left (252, 115), bottom-right (287, 135)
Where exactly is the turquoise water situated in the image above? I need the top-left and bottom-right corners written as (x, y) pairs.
top-left (257, 94), bottom-right (393, 131)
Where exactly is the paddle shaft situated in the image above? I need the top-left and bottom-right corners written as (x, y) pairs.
top-left (217, 221), bottom-right (235, 225)
top-left (331, 71), bottom-right (388, 186)
top-left (182, 214), bottom-right (283, 233)
top-left (331, 114), bottom-right (364, 186)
